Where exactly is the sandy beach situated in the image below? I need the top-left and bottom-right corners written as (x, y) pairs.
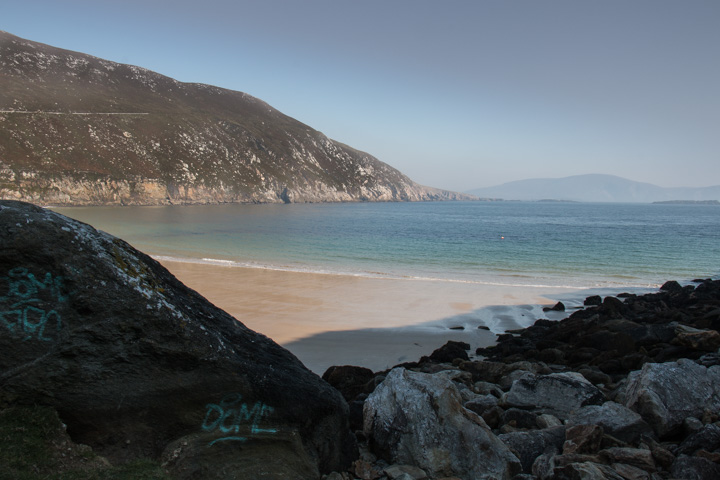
top-left (158, 259), bottom-right (577, 374)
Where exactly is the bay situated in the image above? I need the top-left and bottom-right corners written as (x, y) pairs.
top-left (52, 201), bottom-right (720, 290)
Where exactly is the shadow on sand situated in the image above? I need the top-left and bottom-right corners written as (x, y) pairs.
top-left (282, 301), bottom-right (569, 375)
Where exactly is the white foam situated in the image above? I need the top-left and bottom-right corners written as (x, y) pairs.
top-left (150, 254), bottom-right (632, 291)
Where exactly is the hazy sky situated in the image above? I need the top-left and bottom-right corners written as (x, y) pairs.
top-left (3, 1), bottom-right (719, 191)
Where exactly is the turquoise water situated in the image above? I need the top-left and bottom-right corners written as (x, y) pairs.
top-left (52, 201), bottom-right (720, 290)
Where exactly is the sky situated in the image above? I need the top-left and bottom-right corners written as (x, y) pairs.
top-left (2, 0), bottom-right (719, 192)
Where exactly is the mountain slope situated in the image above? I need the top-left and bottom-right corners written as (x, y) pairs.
top-left (467, 174), bottom-right (720, 203)
top-left (0, 31), bottom-right (469, 205)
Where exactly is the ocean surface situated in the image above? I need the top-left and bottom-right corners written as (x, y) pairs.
top-left (52, 201), bottom-right (720, 291)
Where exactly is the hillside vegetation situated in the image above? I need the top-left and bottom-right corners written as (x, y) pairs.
top-left (0, 31), bottom-right (468, 205)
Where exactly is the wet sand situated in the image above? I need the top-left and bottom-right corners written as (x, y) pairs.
top-left (159, 259), bottom-right (575, 374)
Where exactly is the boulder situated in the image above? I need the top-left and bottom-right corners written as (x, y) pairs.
top-left (624, 359), bottom-right (720, 437)
top-left (604, 319), bottom-right (675, 347)
top-left (672, 324), bottom-right (720, 351)
top-left (537, 413), bottom-right (563, 429)
top-left (322, 365), bottom-right (376, 402)
top-left (428, 340), bottom-right (470, 363)
top-left (363, 368), bottom-right (521, 480)
top-left (553, 461), bottom-right (624, 480)
top-left (500, 408), bottom-right (539, 429)
top-left (660, 280), bottom-right (683, 293)
top-left (498, 426), bottom-right (565, 473)
top-left (670, 455), bottom-right (720, 480)
top-left (0, 201), bottom-right (355, 477)
top-left (463, 394), bottom-right (498, 415)
top-left (584, 295), bottom-right (602, 306)
top-left (459, 359), bottom-right (524, 384)
top-left (383, 464), bottom-right (429, 480)
top-left (599, 296), bottom-right (627, 318)
top-left (543, 301), bottom-right (566, 312)
top-left (676, 424), bottom-right (720, 456)
top-left (563, 425), bottom-right (604, 455)
top-left (567, 402), bottom-right (652, 444)
top-left (504, 372), bottom-right (605, 418)
top-left (599, 448), bottom-right (655, 472)
top-left (609, 463), bottom-right (651, 480)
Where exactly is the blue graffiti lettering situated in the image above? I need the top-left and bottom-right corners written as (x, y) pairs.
top-left (201, 393), bottom-right (277, 446)
top-left (1, 268), bottom-right (66, 342)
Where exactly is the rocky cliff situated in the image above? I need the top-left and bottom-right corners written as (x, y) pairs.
top-left (0, 31), bottom-right (470, 205)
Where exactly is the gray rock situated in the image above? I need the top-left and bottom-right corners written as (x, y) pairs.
top-left (499, 426), bottom-right (565, 473)
top-left (463, 394), bottom-right (498, 415)
top-left (499, 368), bottom-right (535, 390)
top-left (504, 372), bottom-right (605, 418)
top-left (670, 455), bottom-right (720, 480)
top-left (676, 424), bottom-right (720, 456)
top-left (322, 473), bottom-right (349, 480)
top-left (532, 452), bottom-right (556, 480)
top-left (683, 416), bottom-right (705, 434)
top-left (624, 359), bottom-right (720, 437)
top-left (0, 201), bottom-right (354, 478)
top-left (563, 425), bottom-right (604, 455)
top-left (459, 360), bottom-right (537, 385)
top-left (392, 474), bottom-right (416, 480)
top-left (384, 464), bottom-right (428, 480)
top-left (672, 324), bottom-right (720, 351)
top-left (501, 407), bottom-right (538, 429)
top-left (363, 368), bottom-right (521, 480)
top-left (568, 401), bottom-right (652, 444)
top-left (473, 380), bottom-right (503, 397)
top-left (553, 461), bottom-right (625, 480)
top-left (640, 436), bottom-right (675, 470)
top-left (609, 463), bottom-right (651, 480)
top-left (599, 447), bottom-right (656, 472)
top-left (537, 413), bottom-right (563, 429)
top-left (482, 405), bottom-right (504, 430)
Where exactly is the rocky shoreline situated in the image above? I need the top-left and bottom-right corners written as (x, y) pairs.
top-left (322, 278), bottom-right (720, 480)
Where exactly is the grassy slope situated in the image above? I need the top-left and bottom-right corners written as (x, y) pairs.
top-left (0, 406), bottom-right (169, 480)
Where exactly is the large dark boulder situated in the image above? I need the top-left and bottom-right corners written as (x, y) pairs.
top-left (322, 365), bottom-right (376, 402)
top-left (0, 201), bottom-right (355, 478)
top-left (428, 340), bottom-right (470, 363)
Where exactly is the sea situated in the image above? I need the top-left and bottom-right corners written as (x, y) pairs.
top-left (52, 201), bottom-right (720, 292)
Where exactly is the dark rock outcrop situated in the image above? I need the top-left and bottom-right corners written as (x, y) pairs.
top-left (427, 340), bottom-right (470, 363)
top-left (0, 200), bottom-right (355, 478)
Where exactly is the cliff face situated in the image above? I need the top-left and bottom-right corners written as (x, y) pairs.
top-left (0, 31), bottom-right (470, 205)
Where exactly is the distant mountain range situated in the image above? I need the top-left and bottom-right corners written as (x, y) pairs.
top-left (0, 31), bottom-right (469, 206)
top-left (467, 174), bottom-right (720, 203)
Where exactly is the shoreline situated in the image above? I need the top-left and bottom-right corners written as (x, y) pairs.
top-left (158, 258), bottom-right (598, 374)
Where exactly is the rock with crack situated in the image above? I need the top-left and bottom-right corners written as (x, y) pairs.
top-left (624, 359), bottom-right (720, 438)
top-left (503, 371), bottom-right (605, 419)
top-left (363, 367), bottom-right (521, 480)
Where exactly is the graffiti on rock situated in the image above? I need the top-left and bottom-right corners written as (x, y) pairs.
top-left (201, 393), bottom-right (277, 446)
top-left (0, 267), bottom-right (66, 342)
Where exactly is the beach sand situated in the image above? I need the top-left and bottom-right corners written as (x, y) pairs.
top-left (159, 259), bottom-right (575, 374)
